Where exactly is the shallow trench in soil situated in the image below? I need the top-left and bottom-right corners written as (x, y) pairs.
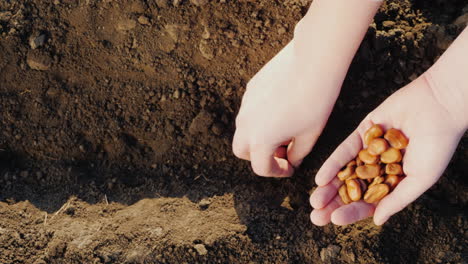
top-left (0, 0), bottom-right (467, 263)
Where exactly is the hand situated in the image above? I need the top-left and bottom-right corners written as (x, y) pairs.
top-left (232, 39), bottom-right (341, 177)
top-left (309, 75), bottom-right (466, 225)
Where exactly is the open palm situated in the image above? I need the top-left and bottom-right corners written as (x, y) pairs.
top-left (309, 75), bottom-right (466, 225)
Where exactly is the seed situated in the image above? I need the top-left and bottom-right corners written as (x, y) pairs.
top-left (347, 160), bottom-right (357, 168)
top-left (337, 165), bottom-right (355, 181)
top-left (369, 175), bottom-right (385, 188)
top-left (364, 184), bottom-right (390, 203)
top-left (358, 149), bottom-right (379, 164)
top-left (368, 138), bottom-right (389, 155)
top-left (339, 184), bottom-right (352, 204)
top-left (385, 163), bottom-right (403, 175)
top-left (385, 174), bottom-right (403, 190)
top-left (355, 164), bottom-right (380, 179)
top-left (364, 124), bottom-right (384, 146)
top-left (384, 128), bottom-right (409, 149)
top-left (346, 179), bottom-right (362, 201)
top-left (381, 148), bottom-right (402, 163)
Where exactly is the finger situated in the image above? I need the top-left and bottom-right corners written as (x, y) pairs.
top-left (287, 133), bottom-right (318, 168)
top-left (310, 196), bottom-right (343, 226)
top-left (373, 135), bottom-right (457, 225)
top-left (309, 178), bottom-right (342, 209)
top-left (315, 120), bottom-right (374, 186)
top-left (250, 147), bottom-right (294, 177)
top-left (232, 131), bottom-right (250, 160)
top-left (331, 201), bottom-right (375, 225)
top-left (373, 176), bottom-right (432, 225)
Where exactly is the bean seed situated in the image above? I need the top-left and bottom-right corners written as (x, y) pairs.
top-left (384, 128), bottom-right (409, 149)
top-left (385, 163), bottom-right (403, 175)
top-left (364, 184), bottom-right (390, 203)
top-left (339, 184), bottom-right (352, 204)
top-left (346, 179), bottom-right (362, 201)
top-left (364, 124), bottom-right (384, 146)
top-left (347, 160), bottom-right (357, 168)
top-left (337, 165), bottom-right (355, 181)
top-left (369, 175), bottom-right (385, 188)
top-left (385, 174), bottom-right (403, 190)
top-left (368, 138), bottom-right (389, 155)
top-left (356, 164), bottom-right (380, 179)
top-left (358, 149), bottom-right (379, 164)
top-left (380, 148), bottom-right (402, 163)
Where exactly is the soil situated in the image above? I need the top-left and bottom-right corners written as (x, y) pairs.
top-left (0, 0), bottom-right (467, 263)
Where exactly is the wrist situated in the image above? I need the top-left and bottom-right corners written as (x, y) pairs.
top-left (424, 28), bottom-right (468, 131)
top-left (291, 0), bottom-right (382, 86)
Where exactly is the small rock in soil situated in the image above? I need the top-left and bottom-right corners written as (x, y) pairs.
top-left (189, 110), bottom-right (214, 135)
top-left (156, 0), bottom-right (169, 8)
top-left (138, 15), bottom-right (151, 25)
top-left (199, 40), bottom-right (214, 60)
top-left (194, 244), bottom-right (208, 255)
top-left (29, 33), bottom-right (47, 49)
top-left (382, 20), bottom-right (396, 28)
top-left (190, 0), bottom-right (208, 6)
top-left (198, 199), bottom-right (211, 209)
top-left (116, 19), bottom-right (137, 31)
top-left (320, 245), bottom-right (341, 262)
top-left (27, 50), bottom-right (52, 71)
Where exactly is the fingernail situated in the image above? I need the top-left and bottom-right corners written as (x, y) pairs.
top-left (374, 215), bottom-right (389, 226)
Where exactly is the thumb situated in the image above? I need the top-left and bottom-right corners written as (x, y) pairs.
top-left (287, 133), bottom-right (318, 168)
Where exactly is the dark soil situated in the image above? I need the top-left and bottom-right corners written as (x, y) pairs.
top-left (0, 0), bottom-right (467, 263)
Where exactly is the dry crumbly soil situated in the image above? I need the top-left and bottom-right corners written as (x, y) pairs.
top-left (0, 0), bottom-right (467, 263)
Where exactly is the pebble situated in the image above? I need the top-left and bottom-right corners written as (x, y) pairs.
top-left (198, 199), bottom-right (211, 209)
top-left (320, 245), bottom-right (341, 262)
top-left (199, 40), bottom-right (214, 60)
top-left (382, 20), bottom-right (396, 28)
top-left (194, 244), bottom-right (208, 255)
top-left (116, 19), bottom-right (137, 31)
top-left (27, 51), bottom-right (52, 71)
top-left (172, 89), bottom-right (180, 99)
top-left (156, 0), bottom-right (169, 8)
top-left (190, 0), bottom-right (208, 6)
top-left (29, 33), bottom-right (47, 49)
top-left (277, 26), bottom-right (286, 35)
top-left (137, 15), bottom-right (150, 25)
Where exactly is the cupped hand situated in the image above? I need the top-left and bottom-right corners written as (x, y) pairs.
top-left (309, 75), bottom-right (466, 225)
top-left (233, 39), bottom-right (342, 177)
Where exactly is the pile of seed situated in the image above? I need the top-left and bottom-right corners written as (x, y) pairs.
top-left (338, 124), bottom-right (409, 204)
